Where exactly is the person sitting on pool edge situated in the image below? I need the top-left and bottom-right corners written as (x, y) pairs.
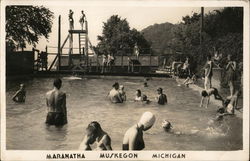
top-left (135, 89), bottom-right (142, 101)
top-left (122, 111), bottom-right (156, 150)
top-left (200, 87), bottom-right (224, 108)
top-left (119, 85), bottom-right (126, 101)
top-left (156, 87), bottom-right (167, 105)
top-left (12, 83), bottom-right (26, 103)
top-left (79, 121), bottom-right (112, 151)
top-left (108, 82), bottom-right (123, 103)
top-left (45, 78), bottom-right (67, 126)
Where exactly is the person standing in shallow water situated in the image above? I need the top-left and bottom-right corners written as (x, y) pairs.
top-left (12, 84), bottom-right (26, 103)
top-left (108, 82), bottom-right (123, 103)
top-left (45, 78), bottom-right (67, 126)
top-left (122, 111), bottom-right (155, 150)
top-left (226, 54), bottom-right (237, 98)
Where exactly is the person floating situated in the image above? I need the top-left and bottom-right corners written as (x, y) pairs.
top-left (122, 111), bottom-right (155, 150)
top-left (79, 121), bottom-right (112, 150)
top-left (12, 83), bottom-right (26, 103)
top-left (45, 78), bottom-right (67, 126)
top-left (156, 87), bottom-right (167, 105)
top-left (204, 55), bottom-right (213, 90)
top-left (79, 10), bottom-right (86, 30)
top-left (200, 87), bottom-right (224, 108)
top-left (108, 82), bottom-right (123, 103)
top-left (69, 9), bottom-right (74, 30)
top-left (119, 85), bottom-right (126, 101)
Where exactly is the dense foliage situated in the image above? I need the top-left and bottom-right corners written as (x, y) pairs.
top-left (96, 15), bottom-right (151, 56)
top-left (6, 5), bottom-right (54, 51)
top-left (142, 7), bottom-right (243, 76)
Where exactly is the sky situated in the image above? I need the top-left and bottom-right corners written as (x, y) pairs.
top-left (31, 4), bottom-right (221, 52)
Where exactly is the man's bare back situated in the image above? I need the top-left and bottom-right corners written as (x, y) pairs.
top-left (45, 79), bottom-right (67, 126)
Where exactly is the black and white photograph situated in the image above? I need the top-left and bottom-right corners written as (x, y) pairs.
top-left (0, 0), bottom-right (249, 160)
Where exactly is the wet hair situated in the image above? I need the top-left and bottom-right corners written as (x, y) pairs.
top-left (86, 121), bottom-right (101, 134)
top-left (201, 90), bottom-right (208, 97)
top-left (53, 78), bottom-right (62, 89)
top-left (136, 89), bottom-right (141, 95)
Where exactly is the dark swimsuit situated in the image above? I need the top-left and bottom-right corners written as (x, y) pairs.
top-left (122, 125), bottom-right (145, 150)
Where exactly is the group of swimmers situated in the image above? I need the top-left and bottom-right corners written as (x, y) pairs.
top-left (107, 81), bottom-right (168, 105)
top-left (79, 111), bottom-right (156, 150)
top-left (11, 74), bottom-right (240, 150)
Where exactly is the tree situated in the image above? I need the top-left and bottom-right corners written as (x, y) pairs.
top-left (96, 15), bottom-right (151, 56)
top-left (6, 5), bottom-right (54, 51)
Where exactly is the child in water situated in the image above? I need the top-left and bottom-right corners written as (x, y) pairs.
top-left (156, 88), bottom-right (167, 105)
top-left (135, 89), bottom-right (142, 101)
top-left (12, 84), bottom-right (26, 103)
top-left (162, 120), bottom-right (173, 132)
top-left (119, 85), bottom-right (126, 101)
top-left (142, 94), bottom-right (150, 104)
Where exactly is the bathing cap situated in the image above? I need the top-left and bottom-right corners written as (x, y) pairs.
top-left (139, 111), bottom-right (156, 131)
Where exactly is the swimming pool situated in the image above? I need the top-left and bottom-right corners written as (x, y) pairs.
top-left (6, 76), bottom-right (242, 150)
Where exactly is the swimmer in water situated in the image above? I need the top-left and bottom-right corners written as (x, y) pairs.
top-left (156, 88), bottom-right (167, 105)
top-left (216, 90), bottom-right (241, 120)
top-left (122, 111), bottom-right (155, 150)
top-left (119, 85), bottom-right (126, 101)
top-left (12, 84), bottom-right (26, 103)
top-left (135, 89), bottom-right (142, 101)
top-left (45, 78), bottom-right (67, 126)
top-left (161, 120), bottom-right (173, 132)
top-left (200, 87), bottom-right (224, 108)
top-left (142, 94), bottom-right (150, 104)
top-left (79, 121), bottom-right (112, 151)
top-left (108, 82), bottom-right (123, 103)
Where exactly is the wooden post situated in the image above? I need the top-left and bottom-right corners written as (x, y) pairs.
top-left (200, 7), bottom-right (204, 45)
top-left (85, 20), bottom-right (89, 68)
top-left (58, 15), bottom-right (61, 70)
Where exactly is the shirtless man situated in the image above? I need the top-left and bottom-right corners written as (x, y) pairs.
top-left (79, 121), bottom-right (112, 150)
top-left (45, 78), bottom-right (67, 126)
top-left (12, 84), bottom-right (26, 103)
top-left (200, 87), bottom-right (224, 108)
top-left (108, 82), bottom-right (123, 103)
top-left (122, 111), bottom-right (155, 150)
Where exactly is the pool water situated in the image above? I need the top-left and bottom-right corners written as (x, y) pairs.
top-left (6, 76), bottom-right (242, 150)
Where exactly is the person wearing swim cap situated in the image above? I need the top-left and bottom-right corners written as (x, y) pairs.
top-left (108, 82), bottom-right (123, 103)
top-left (79, 121), bottom-right (112, 151)
top-left (122, 111), bottom-right (155, 150)
top-left (12, 83), bottom-right (26, 103)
